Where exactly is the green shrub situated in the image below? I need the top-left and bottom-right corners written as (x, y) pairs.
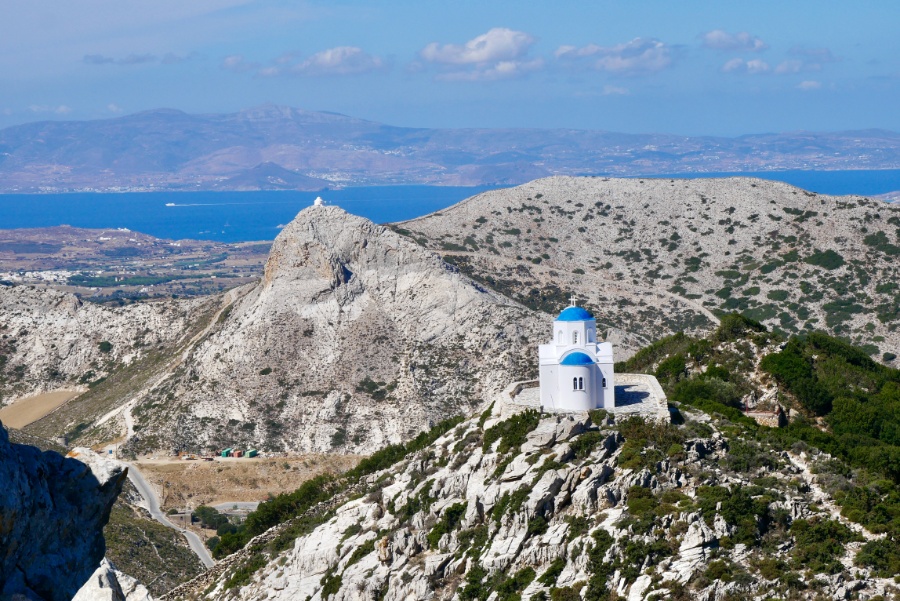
top-left (539, 557), bottom-right (566, 586)
top-left (855, 538), bottom-right (900, 577)
top-left (427, 502), bottom-right (467, 548)
top-left (346, 415), bottom-right (464, 480)
top-left (320, 571), bottom-right (342, 598)
top-left (570, 431), bottom-right (605, 459)
top-left (223, 553), bottom-right (266, 590)
top-left (655, 354), bottom-right (686, 382)
top-left (483, 410), bottom-right (540, 454)
top-left (714, 313), bottom-right (766, 342)
top-left (98, 340), bottom-right (113, 353)
top-left (805, 249), bottom-right (845, 270)
top-left (790, 517), bottom-right (861, 574)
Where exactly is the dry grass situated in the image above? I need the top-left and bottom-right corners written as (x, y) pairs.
top-left (0, 389), bottom-right (80, 429)
top-left (136, 454), bottom-right (361, 509)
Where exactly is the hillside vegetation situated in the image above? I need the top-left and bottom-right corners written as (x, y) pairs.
top-left (621, 315), bottom-right (899, 547)
top-left (165, 318), bottom-right (900, 601)
top-left (402, 176), bottom-right (900, 357)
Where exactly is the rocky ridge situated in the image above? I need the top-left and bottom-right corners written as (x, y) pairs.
top-left (118, 205), bottom-right (549, 455)
top-left (0, 285), bottom-right (210, 405)
top-left (0, 423), bottom-right (126, 601)
top-left (401, 176), bottom-right (900, 358)
top-left (165, 403), bottom-right (897, 601)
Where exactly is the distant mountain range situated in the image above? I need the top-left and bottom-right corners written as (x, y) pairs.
top-left (1, 105), bottom-right (899, 192)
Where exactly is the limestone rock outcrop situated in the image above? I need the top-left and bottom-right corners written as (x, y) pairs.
top-left (168, 406), bottom-right (895, 601)
top-left (0, 424), bottom-right (126, 601)
top-left (129, 205), bottom-right (545, 454)
top-left (73, 559), bottom-right (152, 601)
top-left (0, 285), bottom-right (207, 405)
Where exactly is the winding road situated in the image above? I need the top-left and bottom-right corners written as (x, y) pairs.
top-left (125, 463), bottom-right (216, 568)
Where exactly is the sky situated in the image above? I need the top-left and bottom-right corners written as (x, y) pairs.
top-left (1, 0), bottom-right (899, 136)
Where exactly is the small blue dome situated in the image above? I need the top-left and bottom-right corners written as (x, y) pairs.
top-left (556, 306), bottom-right (594, 322)
top-left (560, 352), bottom-right (595, 366)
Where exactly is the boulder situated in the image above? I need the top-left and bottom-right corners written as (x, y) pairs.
top-left (0, 426), bottom-right (126, 601)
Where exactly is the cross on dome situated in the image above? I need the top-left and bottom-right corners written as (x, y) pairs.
top-left (569, 293), bottom-right (578, 307)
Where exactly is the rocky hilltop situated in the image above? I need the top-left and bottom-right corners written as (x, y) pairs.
top-left (165, 397), bottom-right (898, 601)
top-left (118, 205), bottom-right (546, 454)
top-left (401, 176), bottom-right (900, 359)
top-left (0, 424), bottom-right (126, 601)
top-left (0, 285), bottom-right (212, 405)
top-left (10, 175), bottom-right (899, 458)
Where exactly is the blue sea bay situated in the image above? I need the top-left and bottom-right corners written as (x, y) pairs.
top-left (0, 186), bottom-right (497, 243)
top-left (0, 170), bottom-right (897, 242)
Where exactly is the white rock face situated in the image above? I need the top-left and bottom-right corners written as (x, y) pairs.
top-left (0, 428), bottom-right (126, 601)
top-left (0, 285), bottom-right (206, 405)
top-left (73, 559), bottom-right (152, 601)
top-left (133, 206), bottom-right (544, 453)
top-left (166, 404), bottom-right (895, 601)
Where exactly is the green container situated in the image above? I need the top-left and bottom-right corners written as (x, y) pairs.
top-left (221, 448), bottom-right (233, 457)
top-left (247, 449), bottom-right (258, 458)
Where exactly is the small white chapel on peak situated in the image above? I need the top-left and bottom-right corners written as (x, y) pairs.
top-left (538, 299), bottom-right (615, 411)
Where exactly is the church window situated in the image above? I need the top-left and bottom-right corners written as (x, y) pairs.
top-left (573, 377), bottom-right (578, 390)
top-left (557, 330), bottom-right (563, 344)
top-left (587, 329), bottom-right (595, 343)
top-left (578, 377), bottom-right (584, 390)
top-left (602, 377), bottom-right (607, 388)
top-left (572, 331), bottom-right (579, 345)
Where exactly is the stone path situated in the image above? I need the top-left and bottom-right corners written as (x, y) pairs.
top-left (498, 373), bottom-right (670, 423)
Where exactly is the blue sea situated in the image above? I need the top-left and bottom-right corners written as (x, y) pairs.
top-left (0, 186), bottom-right (498, 242)
top-left (0, 170), bottom-right (897, 242)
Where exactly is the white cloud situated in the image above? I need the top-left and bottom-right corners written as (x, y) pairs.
top-left (775, 48), bottom-right (837, 74)
top-left (797, 80), bottom-right (822, 91)
top-left (556, 38), bottom-right (675, 75)
top-left (774, 59), bottom-right (804, 74)
top-left (419, 28), bottom-right (541, 81)
top-left (421, 28), bottom-right (534, 65)
top-left (226, 48), bottom-right (384, 77)
top-left (701, 30), bottom-right (767, 52)
top-left (107, 103), bottom-right (123, 113)
top-left (83, 52), bottom-right (191, 66)
top-left (437, 58), bottom-right (544, 81)
top-left (601, 85), bottom-right (629, 96)
top-left (721, 58), bottom-right (770, 74)
top-left (28, 104), bottom-right (72, 115)
top-left (221, 54), bottom-right (258, 73)
top-left (289, 47), bottom-right (384, 76)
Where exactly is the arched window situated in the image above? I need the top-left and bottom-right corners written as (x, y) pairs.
top-left (572, 377), bottom-right (578, 391)
top-left (572, 331), bottom-right (579, 345)
top-left (587, 329), bottom-right (595, 343)
top-left (602, 377), bottom-right (607, 388)
top-left (578, 377), bottom-right (584, 390)
top-left (557, 330), bottom-right (563, 344)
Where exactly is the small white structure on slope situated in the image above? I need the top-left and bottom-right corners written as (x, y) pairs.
top-left (538, 300), bottom-right (615, 411)
top-left (313, 196), bottom-right (325, 206)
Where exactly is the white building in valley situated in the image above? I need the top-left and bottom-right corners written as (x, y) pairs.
top-left (538, 301), bottom-right (615, 411)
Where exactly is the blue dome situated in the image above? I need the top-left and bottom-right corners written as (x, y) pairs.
top-left (560, 352), bottom-right (595, 366)
top-left (556, 306), bottom-right (594, 322)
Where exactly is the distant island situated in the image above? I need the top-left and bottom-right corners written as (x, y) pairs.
top-left (1, 104), bottom-right (899, 193)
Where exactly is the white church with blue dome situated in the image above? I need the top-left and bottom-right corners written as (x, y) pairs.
top-left (538, 300), bottom-right (615, 411)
